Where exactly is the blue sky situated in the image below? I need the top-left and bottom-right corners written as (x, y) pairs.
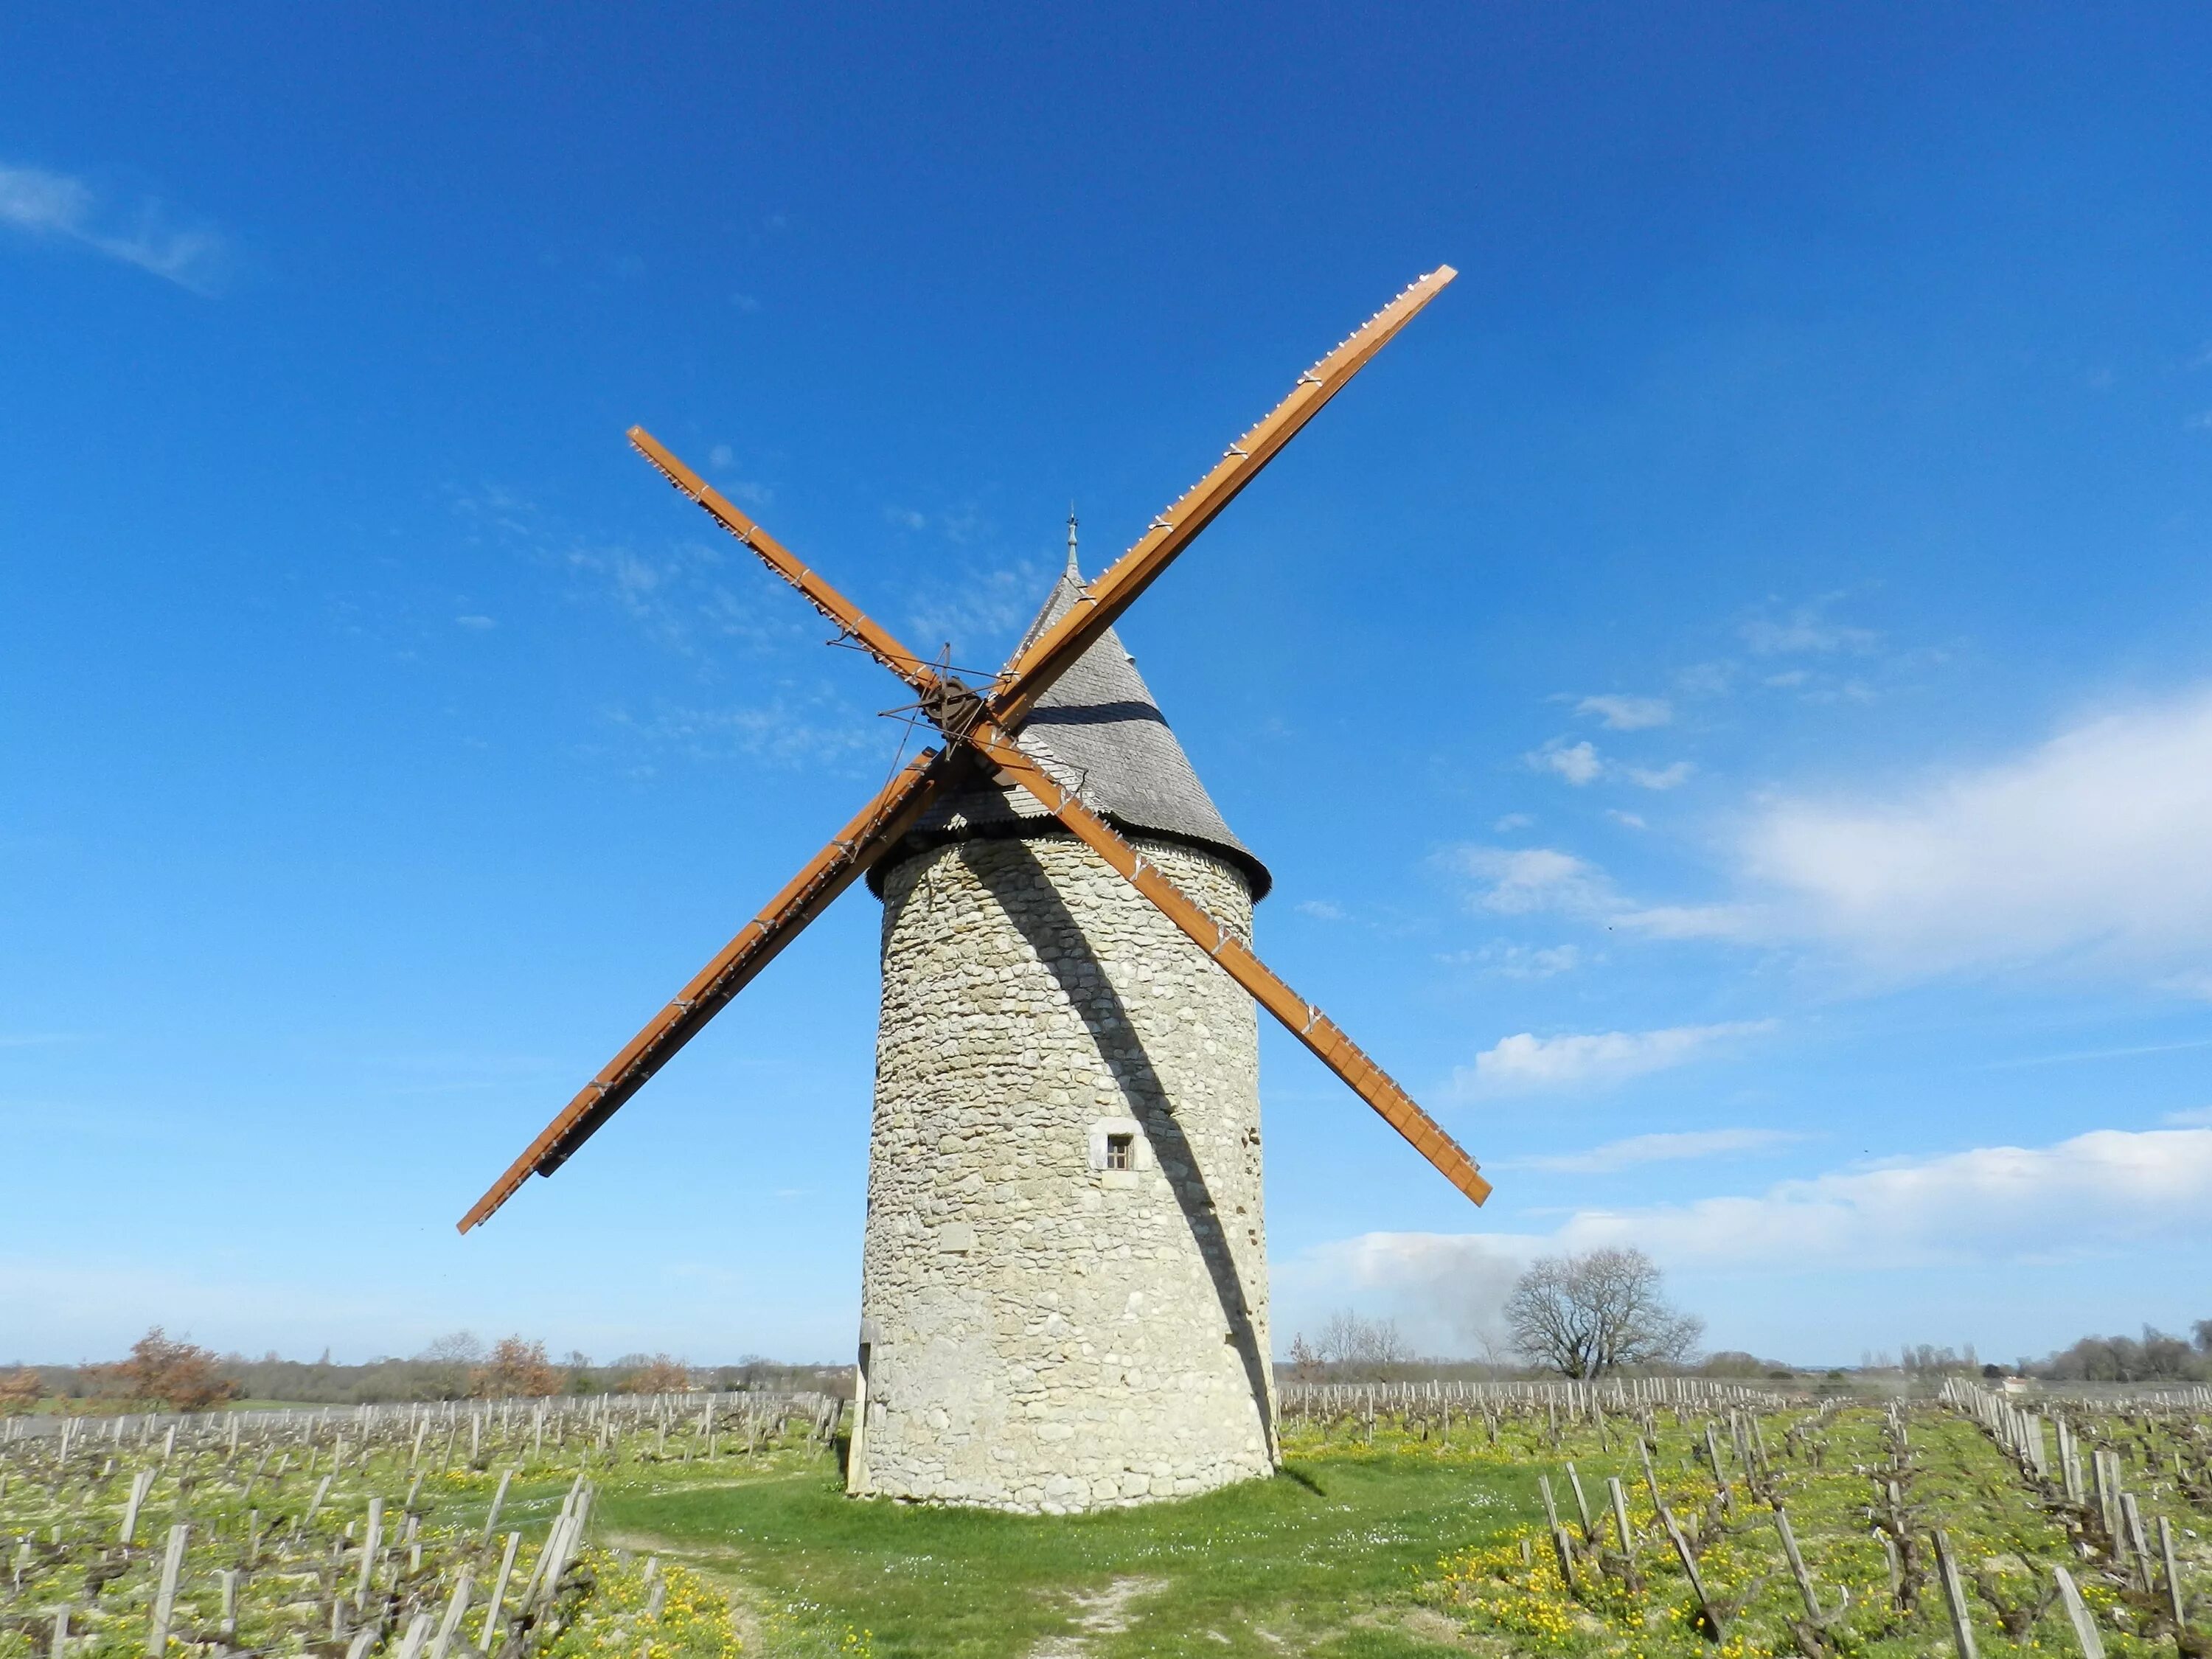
top-left (6, 4), bottom-right (2211, 1370)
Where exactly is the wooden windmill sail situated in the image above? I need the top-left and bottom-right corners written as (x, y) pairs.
top-left (459, 267), bottom-right (1489, 1237)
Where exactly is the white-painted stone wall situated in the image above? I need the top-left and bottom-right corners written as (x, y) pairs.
top-left (851, 831), bottom-right (1275, 1512)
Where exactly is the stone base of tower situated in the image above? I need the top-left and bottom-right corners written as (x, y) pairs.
top-left (852, 833), bottom-right (1276, 1514)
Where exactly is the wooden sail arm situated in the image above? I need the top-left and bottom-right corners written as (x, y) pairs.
top-left (455, 747), bottom-right (952, 1234)
top-left (990, 266), bottom-right (1456, 726)
top-left (968, 722), bottom-right (1491, 1207)
top-left (628, 426), bottom-right (949, 698)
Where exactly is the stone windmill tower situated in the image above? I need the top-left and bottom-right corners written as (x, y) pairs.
top-left (850, 525), bottom-right (1279, 1509)
top-left (459, 268), bottom-right (1492, 1512)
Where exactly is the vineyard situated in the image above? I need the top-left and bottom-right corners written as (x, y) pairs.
top-left (1, 1379), bottom-right (2208, 1658)
top-left (1284, 1376), bottom-right (2212, 1658)
top-left (0, 1394), bottom-right (836, 1659)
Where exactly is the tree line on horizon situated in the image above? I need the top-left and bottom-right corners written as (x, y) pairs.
top-left (0, 1329), bottom-right (846, 1413)
top-left (11, 1283), bottom-right (2210, 1411)
top-left (1284, 1248), bottom-right (2212, 1386)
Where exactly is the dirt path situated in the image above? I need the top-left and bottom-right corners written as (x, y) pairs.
top-left (1022, 1576), bottom-right (1166, 1657)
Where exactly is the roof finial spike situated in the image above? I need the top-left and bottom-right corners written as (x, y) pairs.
top-left (1065, 502), bottom-right (1080, 579)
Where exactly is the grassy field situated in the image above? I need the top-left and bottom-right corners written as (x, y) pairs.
top-left (3, 1384), bottom-right (2207, 1658)
top-left (597, 1447), bottom-right (1532, 1658)
top-left (588, 1387), bottom-right (2212, 1657)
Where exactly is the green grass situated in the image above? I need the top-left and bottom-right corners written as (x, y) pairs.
top-left (594, 1447), bottom-right (1534, 1658)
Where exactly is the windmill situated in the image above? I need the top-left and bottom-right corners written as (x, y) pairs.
top-left (460, 268), bottom-right (1490, 1511)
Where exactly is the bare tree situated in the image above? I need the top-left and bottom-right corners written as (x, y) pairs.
top-left (1503, 1248), bottom-right (1703, 1378)
top-left (1290, 1310), bottom-right (1415, 1379)
top-left (414, 1332), bottom-right (483, 1399)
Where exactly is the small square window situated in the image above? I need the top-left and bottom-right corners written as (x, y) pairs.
top-left (1105, 1133), bottom-right (1135, 1172)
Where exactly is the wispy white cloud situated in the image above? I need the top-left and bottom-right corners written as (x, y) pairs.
top-left (1739, 684), bottom-right (2212, 978)
top-left (1607, 810), bottom-right (1647, 830)
top-left (1492, 813), bottom-right (1535, 832)
top-left (1740, 597), bottom-right (1878, 656)
top-left (1441, 841), bottom-right (1760, 940)
top-left (1444, 845), bottom-right (1617, 918)
top-left (1527, 738), bottom-right (1693, 793)
top-left (1528, 739), bottom-right (1601, 785)
top-left (1454, 1020), bottom-right (1774, 1098)
top-left (0, 161), bottom-right (230, 293)
top-left (1556, 1125), bottom-right (2212, 1269)
top-left (1458, 684), bottom-right (2212, 990)
top-left (1439, 942), bottom-right (1582, 980)
top-left (1612, 902), bottom-right (1766, 941)
top-left (1503, 1127), bottom-right (1804, 1174)
top-left (1626, 761), bottom-right (1694, 791)
top-left (1576, 694), bottom-right (1672, 731)
top-left (1982, 1036), bottom-right (2212, 1071)
top-left (1295, 900), bottom-right (1348, 922)
top-left (602, 695), bottom-right (878, 770)
top-left (2163, 1106), bottom-right (2212, 1127)
top-left (454, 615), bottom-right (495, 631)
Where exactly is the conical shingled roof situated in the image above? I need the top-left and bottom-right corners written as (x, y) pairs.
top-left (869, 563), bottom-right (1272, 900)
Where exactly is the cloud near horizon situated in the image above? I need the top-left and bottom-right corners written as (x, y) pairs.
top-left (1285, 1125), bottom-right (2212, 1349)
top-left (0, 162), bottom-right (231, 293)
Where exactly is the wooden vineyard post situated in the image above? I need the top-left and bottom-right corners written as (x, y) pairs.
top-left (1638, 1436), bottom-right (1666, 1518)
top-left (2158, 1513), bottom-right (2186, 1633)
top-left (49, 1607), bottom-right (67, 1659)
top-left (1932, 1529), bottom-right (1979, 1659)
top-left (355, 1496), bottom-right (383, 1607)
top-left (2119, 1493), bottom-right (2153, 1593)
top-left (1607, 1475), bottom-right (1640, 1590)
top-left (481, 1469), bottom-right (513, 1542)
top-left (479, 1533), bottom-right (521, 1649)
top-left (1537, 1475), bottom-right (1578, 1593)
top-left (119, 1469), bottom-right (154, 1545)
top-left (1659, 1506), bottom-right (1723, 1642)
top-left (428, 1568), bottom-right (473, 1659)
top-left (1773, 1505), bottom-right (1826, 1627)
top-left (1565, 1461), bottom-right (1596, 1544)
top-left (1704, 1422), bottom-right (1734, 1512)
top-left (147, 1523), bottom-right (187, 1658)
top-left (2052, 1565), bottom-right (2105, 1658)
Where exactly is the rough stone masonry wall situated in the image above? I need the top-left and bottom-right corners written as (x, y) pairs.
top-left (853, 832), bottom-right (1275, 1513)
